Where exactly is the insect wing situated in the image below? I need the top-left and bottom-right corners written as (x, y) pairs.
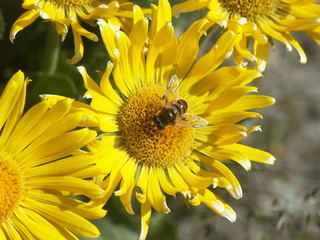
top-left (175, 113), bottom-right (208, 127)
top-left (164, 75), bottom-right (180, 103)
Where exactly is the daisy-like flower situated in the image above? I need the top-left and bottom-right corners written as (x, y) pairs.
top-left (10, 0), bottom-right (137, 64)
top-left (72, 0), bottom-right (275, 239)
top-left (0, 70), bottom-right (107, 239)
top-left (172, 0), bottom-right (320, 72)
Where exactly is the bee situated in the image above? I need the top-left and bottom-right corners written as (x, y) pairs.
top-left (153, 75), bottom-right (208, 130)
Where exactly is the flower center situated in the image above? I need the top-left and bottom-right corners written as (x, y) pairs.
top-left (0, 151), bottom-right (24, 222)
top-left (218, 0), bottom-right (280, 20)
top-left (117, 86), bottom-right (195, 168)
top-left (48, 0), bottom-right (101, 9)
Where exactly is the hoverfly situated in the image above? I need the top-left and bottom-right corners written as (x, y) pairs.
top-left (153, 75), bottom-right (208, 130)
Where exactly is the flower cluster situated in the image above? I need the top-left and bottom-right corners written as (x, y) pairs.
top-left (1, 0), bottom-right (319, 239)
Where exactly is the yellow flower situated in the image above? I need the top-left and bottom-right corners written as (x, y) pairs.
top-left (10, 0), bottom-right (136, 64)
top-left (0, 71), bottom-right (106, 239)
top-left (74, 0), bottom-right (275, 239)
top-left (173, 0), bottom-right (320, 72)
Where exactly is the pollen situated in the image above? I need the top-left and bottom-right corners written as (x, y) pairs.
top-left (117, 86), bottom-right (195, 168)
top-left (48, 0), bottom-right (101, 8)
top-left (0, 151), bottom-right (24, 222)
top-left (218, 0), bottom-right (280, 20)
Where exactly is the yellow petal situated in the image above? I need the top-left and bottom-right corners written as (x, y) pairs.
top-left (115, 160), bottom-right (138, 214)
top-left (175, 163), bottom-right (213, 189)
top-left (0, 71), bottom-right (27, 148)
top-left (10, 10), bottom-right (40, 41)
top-left (24, 198), bottom-right (101, 237)
top-left (29, 190), bottom-right (107, 219)
top-left (4, 100), bottom-right (71, 156)
top-left (23, 155), bottom-right (99, 178)
top-left (175, 18), bottom-right (211, 81)
top-left (223, 144), bottom-right (276, 165)
top-left (157, 167), bottom-right (178, 195)
top-left (100, 61), bottom-right (123, 105)
top-left (147, 166), bottom-right (170, 213)
top-left (198, 189), bottom-right (236, 222)
top-left (25, 176), bottom-right (103, 197)
top-left (226, 95), bottom-right (275, 111)
top-left (0, 70), bottom-right (25, 130)
top-left (195, 124), bottom-right (247, 146)
top-left (136, 164), bottom-right (149, 204)
top-left (18, 128), bottom-right (96, 168)
top-left (181, 31), bottom-right (236, 91)
top-left (172, 0), bottom-right (208, 17)
top-left (128, 19), bottom-right (148, 88)
top-left (138, 200), bottom-right (152, 240)
top-left (67, 21), bottom-right (98, 64)
top-left (167, 166), bottom-right (189, 191)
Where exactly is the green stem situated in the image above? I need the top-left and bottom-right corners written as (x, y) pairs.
top-left (41, 24), bottom-right (60, 76)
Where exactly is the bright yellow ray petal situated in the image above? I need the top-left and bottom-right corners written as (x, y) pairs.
top-left (113, 30), bottom-right (137, 93)
top-left (195, 124), bottom-right (247, 146)
top-left (146, 23), bottom-right (175, 86)
top-left (157, 167), bottom-right (179, 195)
top-left (79, 1), bottom-right (120, 19)
top-left (136, 165), bottom-right (149, 204)
top-left (175, 163), bottom-right (213, 189)
top-left (0, 70), bottom-right (25, 131)
top-left (174, 18), bottom-right (211, 80)
top-left (254, 41), bottom-right (269, 72)
top-left (226, 95), bottom-right (275, 111)
top-left (0, 229), bottom-right (6, 240)
top-left (0, 71), bottom-right (27, 148)
top-left (25, 176), bottom-right (103, 197)
top-left (138, 200), bottom-right (152, 240)
top-left (17, 128), bottom-right (96, 168)
top-left (172, 0), bottom-right (208, 17)
top-left (181, 31), bottom-right (236, 92)
top-left (115, 160), bottom-right (138, 214)
top-left (23, 155), bottom-right (99, 178)
top-left (6, 218), bottom-right (34, 240)
top-left (156, 0), bottom-right (172, 32)
top-left (84, 89), bottom-right (119, 114)
top-left (13, 208), bottom-right (74, 240)
top-left (133, 4), bottom-right (145, 24)
top-left (203, 86), bottom-right (258, 112)
top-left (100, 61), bottom-right (123, 105)
top-left (200, 145), bottom-right (252, 170)
top-left (198, 189), bottom-right (236, 222)
top-left (4, 100), bottom-right (73, 156)
top-left (128, 19), bottom-right (148, 89)
top-left (147, 166), bottom-right (170, 213)
top-left (222, 144), bottom-right (276, 165)
top-left (67, 21), bottom-right (98, 64)
top-left (10, 9), bottom-right (40, 41)
top-left (95, 153), bottom-right (128, 206)
top-left (1, 219), bottom-right (22, 240)
top-left (167, 166), bottom-right (189, 191)
top-left (78, 66), bottom-right (103, 94)
top-left (28, 190), bottom-right (107, 219)
top-left (23, 198), bottom-right (100, 238)
top-left (194, 154), bottom-right (242, 199)
top-left (97, 18), bottom-right (119, 63)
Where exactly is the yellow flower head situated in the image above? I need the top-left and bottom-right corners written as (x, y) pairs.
top-left (10, 0), bottom-right (136, 64)
top-left (75, 0), bottom-right (275, 239)
top-left (0, 71), bottom-right (106, 239)
top-left (173, 0), bottom-right (320, 71)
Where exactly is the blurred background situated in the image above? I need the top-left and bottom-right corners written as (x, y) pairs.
top-left (1, 1), bottom-right (320, 239)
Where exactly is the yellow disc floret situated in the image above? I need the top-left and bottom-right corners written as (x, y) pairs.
top-left (117, 86), bottom-right (195, 168)
top-left (0, 151), bottom-right (24, 222)
top-left (218, 0), bottom-right (280, 20)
